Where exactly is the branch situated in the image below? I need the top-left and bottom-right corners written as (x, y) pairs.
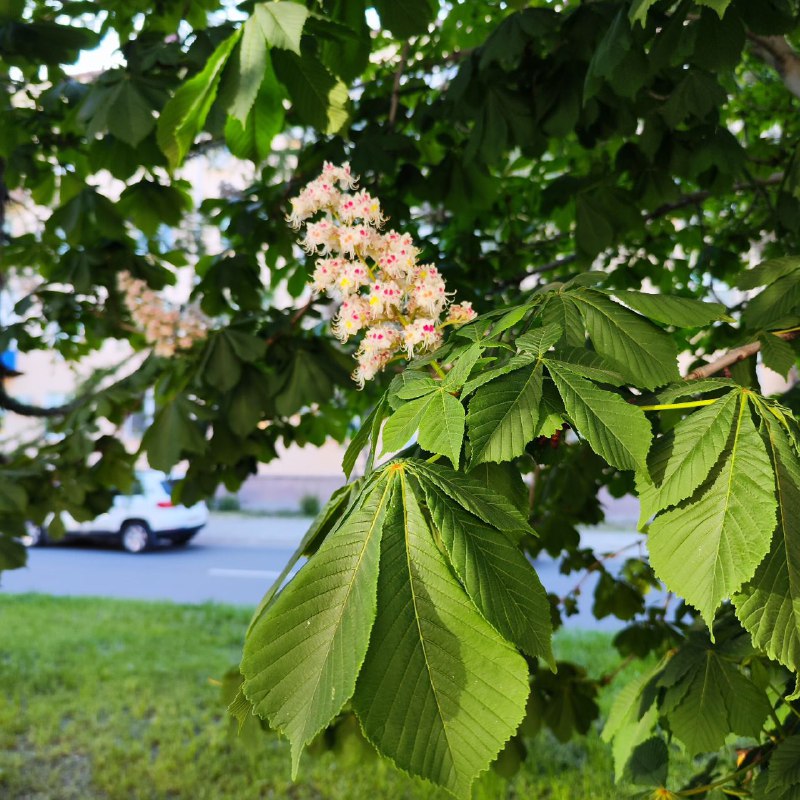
top-left (388, 43), bottom-right (411, 130)
top-left (746, 33), bottom-right (800, 100)
top-left (685, 330), bottom-right (799, 381)
top-left (0, 381), bottom-right (85, 417)
top-left (0, 355), bottom-right (150, 418)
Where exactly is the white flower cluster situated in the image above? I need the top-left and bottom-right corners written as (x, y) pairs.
top-left (117, 271), bottom-right (209, 358)
top-left (289, 162), bottom-right (476, 386)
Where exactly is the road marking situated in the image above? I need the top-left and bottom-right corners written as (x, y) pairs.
top-left (208, 568), bottom-right (281, 579)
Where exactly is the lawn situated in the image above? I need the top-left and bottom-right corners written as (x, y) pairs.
top-left (0, 594), bottom-right (646, 799)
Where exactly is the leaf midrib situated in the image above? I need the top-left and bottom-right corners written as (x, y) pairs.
top-left (294, 476), bottom-right (394, 739)
top-left (400, 474), bottom-right (457, 776)
top-left (712, 394), bottom-right (745, 599)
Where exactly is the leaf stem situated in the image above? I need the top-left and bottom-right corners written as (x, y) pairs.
top-left (426, 454), bottom-right (442, 463)
top-left (639, 399), bottom-right (718, 411)
top-left (675, 763), bottom-right (752, 796)
top-left (430, 360), bottom-right (447, 380)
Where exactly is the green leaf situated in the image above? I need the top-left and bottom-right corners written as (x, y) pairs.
top-left (542, 296), bottom-right (585, 347)
top-left (516, 324), bottom-right (562, 357)
top-left (318, 0), bottom-right (371, 82)
top-left (78, 74), bottom-right (158, 147)
top-left (547, 362), bottom-right (651, 472)
top-left (374, 0), bottom-right (436, 38)
top-left (382, 393), bottom-right (435, 454)
top-left (467, 363), bottom-right (543, 466)
top-left (767, 736), bottom-right (800, 795)
top-left (465, 462), bottom-right (529, 518)
top-left (658, 640), bottom-right (770, 756)
top-left (418, 388), bottom-right (466, 468)
top-left (695, 0), bottom-right (732, 18)
top-left (246, 480), bottom-right (368, 635)
top-left (742, 274), bottom-right (800, 330)
top-left (203, 332), bottom-right (243, 392)
top-left (229, 366), bottom-right (272, 436)
top-left (461, 353), bottom-right (537, 397)
top-left (735, 421), bottom-right (800, 673)
top-left (274, 349), bottom-right (335, 417)
top-left (410, 460), bottom-right (532, 535)
top-left (157, 30), bottom-right (241, 169)
top-left (0, 535), bottom-right (27, 571)
top-left (571, 290), bottom-right (679, 389)
top-left (649, 397), bottom-right (778, 628)
top-left (0, 482), bottom-right (27, 513)
top-left (272, 49), bottom-right (348, 133)
top-left (252, 1), bottom-right (309, 55)
top-left (737, 256), bottom-right (800, 290)
top-left (343, 396), bottom-right (388, 480)
top-left (419, 476), bottom-right (554, 667)
top-left (601, 667), bottom-right (660, 781)
top-left (353, 473), bottom-right (529, 798)
top-left (611, 290), bottom-right (729, 327)
top-left (242, 475), bottom-right (394, 775)
top-left (760, 333), bottom-right (797, 378)
top-left (142, 396), bottom-right (207, 470)
top-left (229, 17), bottom-right (268, 123)
top-left (629, 0), bottom-right (659, 26)
top-left (442, 343), bottom-right (484, 390)
top-left (627, 738), bottom-right (668, 787)
top-left (638, 390), bottom-right (740, 524)
top-left (545, 349), bottom-right (627, 386)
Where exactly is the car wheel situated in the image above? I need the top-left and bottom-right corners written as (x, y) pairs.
top-left (120, 521), bottom-right (154, 554)
top-left (21, 523), bottom-right (46, 548)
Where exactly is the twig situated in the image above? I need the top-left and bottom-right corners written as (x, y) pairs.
top-left (562, 540), bottom-right (645, 601)
top-left (685, 330), bottom-right (799, 381)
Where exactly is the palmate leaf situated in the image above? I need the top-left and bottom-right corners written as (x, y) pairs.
top-left (657, 639), bottom-right (770, 756)
top-left (648, 396), bottom-right (778, 628)
top-left (353, 473), bottom-right (529, 798)
top-left (735, 420), bottom-right (800, 674)
top-left (418, 476), bottom-right (553, 667)
top-left (637, 390), bottom-right (739, 525)
top-left (467, 363), bottom-right (543, 467)
top-left (241, 475), bottom-right (394, 775)
top-left (570, 290), bottom-right (679, 389)
top-left (547, 361), bottom-right (651, 472)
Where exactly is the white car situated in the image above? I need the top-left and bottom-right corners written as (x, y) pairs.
top-left (25, 471), bottom-right (208, 554)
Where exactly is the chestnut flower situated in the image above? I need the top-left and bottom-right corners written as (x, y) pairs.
top-left (289, 162), bottom-right (476, 386)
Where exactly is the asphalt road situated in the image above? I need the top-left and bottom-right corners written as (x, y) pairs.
top-left (0, 514), bottom-right (659, 629)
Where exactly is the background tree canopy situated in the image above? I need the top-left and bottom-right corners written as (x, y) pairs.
top-left (3, 0), bottom-right (800, 797)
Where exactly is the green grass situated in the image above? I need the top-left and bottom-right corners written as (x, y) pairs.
top-left (0, 594), bottom-right (647, 799)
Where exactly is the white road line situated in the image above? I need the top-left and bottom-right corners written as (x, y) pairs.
top-left (208, 568), bottom-right (281, 579)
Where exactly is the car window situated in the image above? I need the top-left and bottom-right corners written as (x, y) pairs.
top-left (161, 479), bottom-right (174, 496)
top-left (130, 479), bottom-right (144, 495)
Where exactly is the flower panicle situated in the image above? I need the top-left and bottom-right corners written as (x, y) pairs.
top-left (288, 162), bottom-right (476, 385)
top-left (117, 271), bottom-right (210, 358)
